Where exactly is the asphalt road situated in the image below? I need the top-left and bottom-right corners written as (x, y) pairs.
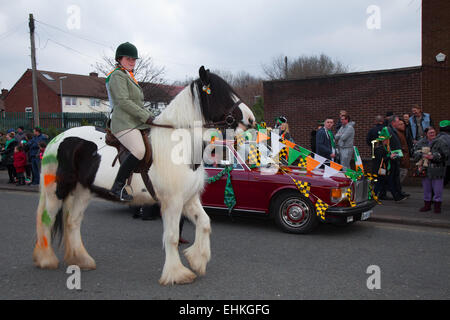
top-left (1, 190), bottom-right (449, 300)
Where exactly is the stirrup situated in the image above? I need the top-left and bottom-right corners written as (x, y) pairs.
top-left (119, 185), bottom-right (133, 202)
top-left (109, 183), bottom-right (133, 202)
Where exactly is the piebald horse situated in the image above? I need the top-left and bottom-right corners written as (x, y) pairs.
top-left (32, 67), bottom-right (255, 285)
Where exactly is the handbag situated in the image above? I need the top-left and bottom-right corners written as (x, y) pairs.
top-left (378, 158), bottom-right (386, 176)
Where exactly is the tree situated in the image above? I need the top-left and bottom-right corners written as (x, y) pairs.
top-left (95, 53), bottom-right (166, 84)
top-left (173, 69), bottom-right (265, 122)
top-left (262, 53), bottom-right (349, 80)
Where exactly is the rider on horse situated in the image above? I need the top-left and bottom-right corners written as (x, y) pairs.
top-left (106, 42), bottom-right (154, 201)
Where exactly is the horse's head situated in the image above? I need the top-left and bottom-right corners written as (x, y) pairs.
top-left (191, 66), bottom-right (255, 131)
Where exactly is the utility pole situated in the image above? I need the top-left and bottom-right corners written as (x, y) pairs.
top-left (29, 13), bottom-right (39, 127)
top-left (284, 56), bottom-right (288, 80)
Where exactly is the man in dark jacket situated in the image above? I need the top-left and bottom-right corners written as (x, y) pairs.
top-left (387, 116), bottom-right (408, 201)
top-left (316, 117), bottom-right (336, 161)
top-left (438, 120), bottom-right (450, 185)
top-left (366, 115), bottom-right (385, 147)
top-left (27, 127), bottom-right (47, 185)
top-left (367, 115), bottom-right (388, 198)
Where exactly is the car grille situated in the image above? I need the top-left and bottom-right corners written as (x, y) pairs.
top-left (354, 178), bottom-right (369, 204)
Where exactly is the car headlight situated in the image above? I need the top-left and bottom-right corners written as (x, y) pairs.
top-left (330, 187), bottom-right (348, 203)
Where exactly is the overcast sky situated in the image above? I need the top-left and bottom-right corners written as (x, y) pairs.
top-left (0, 0), bottom-right (422, 90)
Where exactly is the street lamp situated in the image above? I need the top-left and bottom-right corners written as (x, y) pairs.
top-left (59, 76), bottom-right (67, 128)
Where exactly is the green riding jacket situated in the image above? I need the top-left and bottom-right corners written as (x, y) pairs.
top-left (107, 68), bottom-right (154, 134)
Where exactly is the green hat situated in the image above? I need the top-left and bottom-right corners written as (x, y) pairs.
top-left (377, 127), bottom-right (392, 141)
top-left (115, 42), bottom-right (139, 61)
top-left (439, 120), bottom-right (450, 128)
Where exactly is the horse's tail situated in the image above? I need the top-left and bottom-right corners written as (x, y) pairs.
top-left (51, 207), bottom-right (64, 246)
top-left (50, 136), bottom-right (101, 245)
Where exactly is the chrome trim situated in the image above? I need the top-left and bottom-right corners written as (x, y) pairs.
top-left (203, 206), bottom-right (266, 214)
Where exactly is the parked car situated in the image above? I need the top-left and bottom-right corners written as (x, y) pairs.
top-left (201, 140), bottom-right (376, 234)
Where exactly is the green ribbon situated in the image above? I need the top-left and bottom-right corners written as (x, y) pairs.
top-left (207, 166), bottom-right (236, 213)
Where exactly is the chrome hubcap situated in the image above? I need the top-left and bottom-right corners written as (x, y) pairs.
top-left (281, 198), bottom-right (310, 228)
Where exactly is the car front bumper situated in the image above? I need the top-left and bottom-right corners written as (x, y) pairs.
top-left (324, 200), bottom-right (377, 224)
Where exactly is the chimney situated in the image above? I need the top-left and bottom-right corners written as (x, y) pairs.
top-left (1, 89), bottom-right (8, 98)
top-left (89, 72), bottom-right (98, 77)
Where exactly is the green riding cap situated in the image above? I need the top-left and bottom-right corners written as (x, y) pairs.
top-left (115, 42), bottom-right (139, 61)
top-left (376, 127), bottom-right (392, 141)
top-left (439, 120), bottom-right (450, 128)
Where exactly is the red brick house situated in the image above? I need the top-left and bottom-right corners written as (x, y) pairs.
top-left (3, 69), bottom-right (184, 114)
top-left (263, 0), bottom-right (449, 159)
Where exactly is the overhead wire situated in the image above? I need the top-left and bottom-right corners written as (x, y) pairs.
top-left (0, 21), bottom-right (27, 41)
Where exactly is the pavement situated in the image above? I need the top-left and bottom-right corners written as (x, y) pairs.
top-left (0, 169), bottom-right (449, 229)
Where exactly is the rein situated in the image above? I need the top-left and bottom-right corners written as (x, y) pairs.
top-left (149, 100), bottom-right (244, 130)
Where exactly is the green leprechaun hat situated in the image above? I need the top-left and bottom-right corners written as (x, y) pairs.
top-left (377, 127), bottom-right (392, 141)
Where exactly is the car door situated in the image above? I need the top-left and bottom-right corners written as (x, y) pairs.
top-left (202, 144), bottom-right (248, 210)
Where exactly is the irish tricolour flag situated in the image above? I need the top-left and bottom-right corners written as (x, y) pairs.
top-left (354, 146), bottom-right (364, 172)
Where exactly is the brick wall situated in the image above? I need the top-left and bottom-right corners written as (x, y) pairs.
top-left (4, 70), bottom-right (61, 113)
top-left (263, 67), bottom-right (422, 159)
top-left (422, 0), bottom-right (450, 127)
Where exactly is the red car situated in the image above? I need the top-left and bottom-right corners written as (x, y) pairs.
top-left (201, 140), bottom-right (376, 234)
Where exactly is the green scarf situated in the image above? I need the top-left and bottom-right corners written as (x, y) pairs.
top-left (207, 166), bottom-right (236, 212)
top-left (328, 130), bottom-right (336, 149)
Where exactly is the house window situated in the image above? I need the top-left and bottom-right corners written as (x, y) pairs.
top-left (90, 98), bottom-right (100, 107)
top-left (65, 97), bottom-right (77, 106)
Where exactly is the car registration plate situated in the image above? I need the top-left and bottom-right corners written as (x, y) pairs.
top-left (361, 210), bottom-right (372, 221)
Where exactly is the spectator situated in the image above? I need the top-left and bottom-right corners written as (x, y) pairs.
top-left (387, 116), bottom-right (408, 201)
top-left (316, 117), bottom-right (336, 161)
top-left (367, 115), bottom-right (385, 147)
top-left (23, 133), bottom-right (33, 184)
top-left (15, 126), bottom-right (26, 143)
top-left (402, 113), bottom-right (414, 152)
top-left (335, 110), bottom-right (347, 132)
top-left (409, 104), bottom-right (433, 143)
top-left (4, 132), bottom-right (18, 183)
top-left (0, 131), bottom-right (6, 148)
top-left (274, 116), bottom-right (287, 130)
top-left (13, 145), bottom-right (27, 186)
top-left (0, 131), bottom-right (6, 170)
top-left (367, 116), bottom-right (389, 199)
top-left (279, 118), bottom-right (294, 143)
top-left (310, 121), bottom-right (323, 153)
top-left (384, 111), bottom-right (394, 126)
top-left (373, 127), bottom-right (392, 200)
top-left (38, 141), bottom-right (47, 171)
top-left (413, 126), bottom-right (450, 213)
top-left (27, 127), bottom-right (47, 185)
top-left (396, 119), bottom-right (412, 183)
top-left (335, 114), bottom-right (355, 168)
top-left (437, 120), bottom-right (450, 186)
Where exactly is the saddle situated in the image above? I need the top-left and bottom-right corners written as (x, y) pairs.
top-left (105, 128), bottom-right (158, 201)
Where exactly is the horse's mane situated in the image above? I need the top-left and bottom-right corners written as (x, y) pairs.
top-left (190, 72), bottom-right (240, 123)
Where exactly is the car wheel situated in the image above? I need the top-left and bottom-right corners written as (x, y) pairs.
top-left (271, 191), bottom-right (318, 234)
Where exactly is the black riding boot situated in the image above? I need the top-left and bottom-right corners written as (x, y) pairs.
top-left (109, 153), bottom-right (140, 201)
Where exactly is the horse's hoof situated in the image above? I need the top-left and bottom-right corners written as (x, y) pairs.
top-left (33, 247), bottom-right (59, 269)
top-left (184, 245), bottom-right (210, 276)
top-left (64, 254), bottom-right (96, 271)
top-left (159, 266), bottom-right (197, 285)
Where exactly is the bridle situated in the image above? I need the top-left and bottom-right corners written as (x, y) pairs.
top-left (202, 100), bottom-right (244, 130)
